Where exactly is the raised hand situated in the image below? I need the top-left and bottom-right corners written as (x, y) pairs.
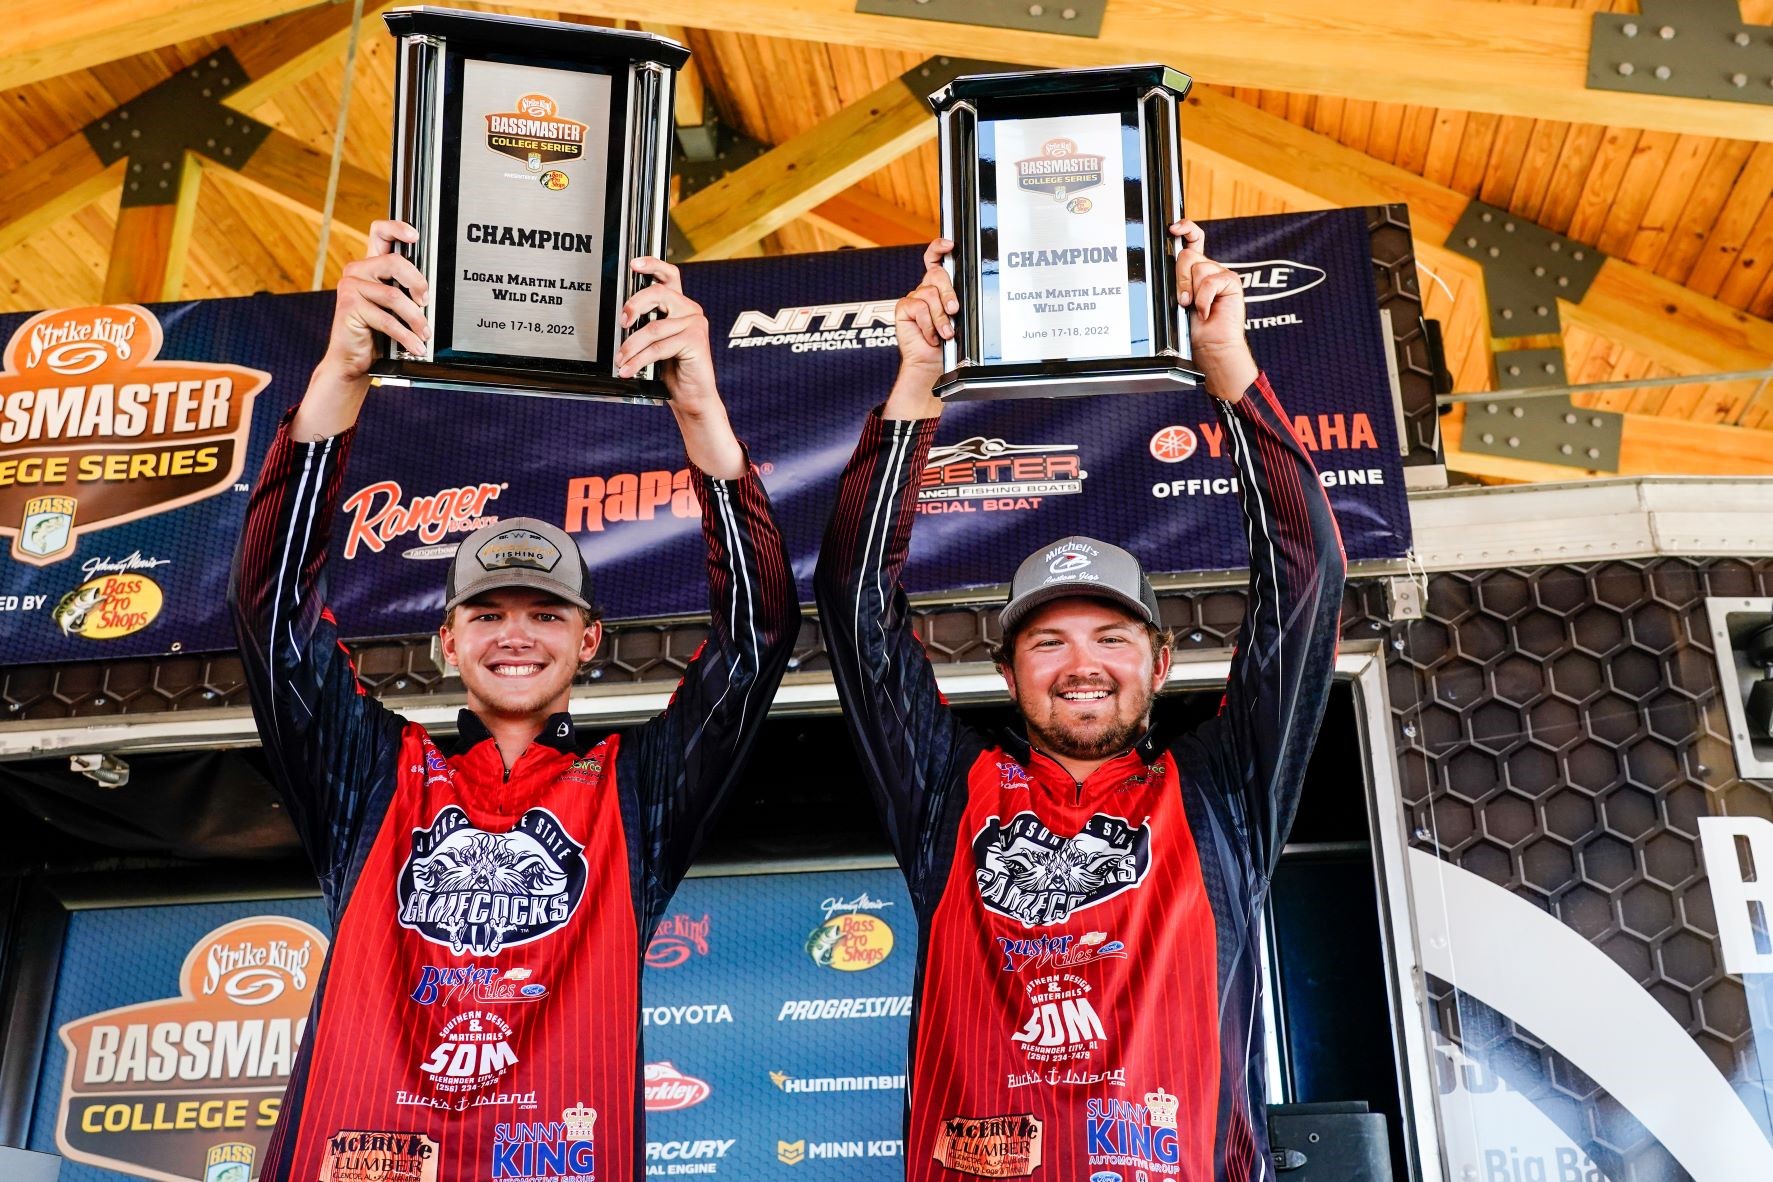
top-left (1172, 219), bottom-right (1258, 402)
top-left (884, 238), bottom-right (958, 420)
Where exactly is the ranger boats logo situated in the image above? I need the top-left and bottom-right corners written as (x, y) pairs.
top-left (974, 813), bottom-right (1150, 927)
top-left (397, 806), bottom-right (587, 957)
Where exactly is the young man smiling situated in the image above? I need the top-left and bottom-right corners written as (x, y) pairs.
top-left (230, 220), bottom-right (795, 1182)
top-left (816, 221), bottom-right (1346, 1181)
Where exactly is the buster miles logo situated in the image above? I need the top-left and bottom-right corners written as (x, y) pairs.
top-left (486, 93), bottom-right (588, 173)
top-left (0, 304), bottom-right (267, 566)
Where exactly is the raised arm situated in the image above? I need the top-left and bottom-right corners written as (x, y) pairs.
top-left (813, 242), bottom-right (968, 883)
top-left (1173, 220), bottom-right (1348, 882)
top-left (227, 222), bottom-right (428, 901)
top-left (613, 259), bottom-right (798, 917)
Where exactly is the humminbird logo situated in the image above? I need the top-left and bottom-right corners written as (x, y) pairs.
top-left (726, 302), bottom-right (897, 354)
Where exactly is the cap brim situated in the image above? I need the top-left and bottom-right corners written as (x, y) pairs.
top-left (444, 568), bottom-right (593, 613)
top-left (1000, 581), bottom-right (1154, 635)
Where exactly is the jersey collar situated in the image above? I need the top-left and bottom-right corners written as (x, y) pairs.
top-left (452, 709), bottom-right (581, 755)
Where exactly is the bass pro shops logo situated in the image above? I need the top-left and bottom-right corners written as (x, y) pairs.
top-left (974, 812), bottom-right (1151, 927)
top-left (397, 806), bottom-right (587, 957)
top-left (485, 93), bottom-right (587, 172)
top-left (0, 304), bottom-right (267, 566)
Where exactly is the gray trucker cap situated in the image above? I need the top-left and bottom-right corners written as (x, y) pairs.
top-left (444, 518), bottom-right (593, 613)
top-left (999, 536), bottom-right (1161, 635)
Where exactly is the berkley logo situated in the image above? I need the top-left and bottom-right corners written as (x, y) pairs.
top-left (1016, 138), bottom-right (1104, 202)
top-left (486, 92), bottom-right (588, 169)
top-left (644, 1062), bottom-right (711, 1111)
top-left (0, 304), bottom-right (268, 566)
top-left (1226, 258), bottom-right (1328, 303)
top-left (564, 467), bottom-right (697, 532)
top-left (341, 479), bottom-right (503, 560)
top-left (52, 572), bottom-right (164, 639)
top-left (56, 916), bottom-right (326, 1182)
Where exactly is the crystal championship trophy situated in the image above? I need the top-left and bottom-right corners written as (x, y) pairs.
top-left (928, 65), bottom-right (1203, 401)
top-left (373, 8), bottom-right (685, 402)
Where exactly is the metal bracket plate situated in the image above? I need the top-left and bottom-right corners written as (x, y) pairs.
top-left (902, 56), bottom-right (1028, 100)
top-left (672, 114), bottom-right (769, 201)
top-left (1447, 201), bottom-right (1607, 338)
top-left (857, 0), bottom-right (1104, 38)
top-left (1460, 354), bottom-right (1623, 472)
top-left (1590, 0), bottom-right (1773, 107)
top-left (81, 48), bottom-right (272, 207)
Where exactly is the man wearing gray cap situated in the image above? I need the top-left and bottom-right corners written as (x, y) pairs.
top-left (229, 222), bottom-right (795, 1182)
top-left (816, 221), bottom-right (1346, 1182)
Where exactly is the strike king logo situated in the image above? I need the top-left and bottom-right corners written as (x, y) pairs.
top-left (342, 479), bottom-right (503, 560)
top-left (644, 1061), bottom-right (712, 1111)
top-left (1016, 138), bottom-right (1104, 202)
top-left (918, 437), bottom-right (1084, 517)
top-left (0, 304), bottom-right (268, 566)
top-left (974, 813), bottom-right (1150, 927)
top-left (806, 894), bottom-right (895, 971)
top-left (486, 93), bottom-right (588, 172)
top-left (52, 571), bottom-right (164, 639)
top-left (397, 806), bottom-right (587, 957)
top-left (55, 916), bottom-right (326, 1182)
top-left (646, 912), bottom-right (711, 969)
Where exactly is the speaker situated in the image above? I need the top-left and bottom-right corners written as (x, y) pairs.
top-left (1268, 1102), bottom-right (1391, 1179)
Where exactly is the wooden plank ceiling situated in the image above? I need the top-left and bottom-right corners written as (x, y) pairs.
top-left (2, 0), bottom-right (1771, 473)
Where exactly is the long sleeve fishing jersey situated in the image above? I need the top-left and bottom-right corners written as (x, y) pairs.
top-left (814, 374), bottom-right (1346, 1182)
top-left (229, 413), bottom-right (796, 1182)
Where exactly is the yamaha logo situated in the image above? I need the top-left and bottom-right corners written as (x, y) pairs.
top-left (1147, 425), bottom-right (1198, 464)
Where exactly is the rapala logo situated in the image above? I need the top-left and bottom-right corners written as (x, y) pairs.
top-left (564, 467), bottom-right (696, 532)
top-left (644, 1062), bottom-right (711, 1111)
top-left (726, 301), bottom-right (897, 354)
top-left (341, 480), bottom-right (503, 560)
top-left (0, 304), bottom-right (268, 566)
top-left (1226, 258), bottom-right (1327, 303)
top-left (918, 437), bottom-right (1083, 517)
top-left (484, 92), bottom-right (587, 171)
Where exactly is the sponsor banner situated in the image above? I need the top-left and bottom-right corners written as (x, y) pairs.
top-left (0, 208), bottom-right (1408, 664)
top-left (40, 906), bottom-right (328, 1182)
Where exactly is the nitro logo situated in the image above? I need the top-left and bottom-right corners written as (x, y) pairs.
top-left (1226, 258), bottom-right (1327, 303)
top-left (341, 479), bottom-right (502, 559)
top-left (1012, 974), bottom-right (1106, 1064)
top-left (397, 806), bottom-right (586, 956)
top-left (644, 1062), bottom-right (711, 1111)
top-left (493, 1105), bottom-right (597, 1181)
top-left (1016, 138), bottom-right (1104, 202)
top-left (997, 930), bottom-right (1126, 973)
top-left (646, 913), bottom-right (711, 969)
top-left (725, 301), bottom-right (897, 354)
top-left (974, 813), bottom-right (1150, 926)
top-left (1085, 1096), bottom-right (1180, 1176)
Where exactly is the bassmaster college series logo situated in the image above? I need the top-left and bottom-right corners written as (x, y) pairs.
top-left (0, 304), bottom-right (268, 566)
top-left (1016, 138), bottom-right (1104, 203)
top-left (55, 916), bottom-right (326, 1182)
top-left (918, 437), bottom-right (1084, 517)
top-left (486, 93), bottom-right (588, 173)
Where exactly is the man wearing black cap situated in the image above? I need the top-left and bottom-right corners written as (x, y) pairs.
top-left (230, 221), bottom-right (795, 1182)
top-left (815, 220), bottom-right (1346, 1181)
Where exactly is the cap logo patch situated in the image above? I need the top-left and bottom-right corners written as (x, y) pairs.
top-left (476, 528), bottom-right (561, 573)
top-left (1048, 553), bottom-right (1091, 575)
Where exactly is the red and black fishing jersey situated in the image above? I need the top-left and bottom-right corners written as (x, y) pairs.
top-left (814, 374), bottom-right (1346, 1182)
top-left (229, 413), bottom-right (795, 1182)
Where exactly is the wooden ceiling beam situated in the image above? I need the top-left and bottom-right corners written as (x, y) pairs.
top-left (1181, 88), bottom-right (1773, 388)
top-left (555, 0), bottom-right (1773, 141)
top-left (101, 153), bottom-right (204, 302)
top-left (672, 69), bottom-right (933, 259)
top-left (0, 139), bottom-right (123, 255)
top-left (225, 0), bottom-right (401, 112)
top-left (5, 0), bottom-right (320, 93)
top-left (225, 128), bottom-right (383, 236)
top-left (1443, 403), bottom-right (1773, 479)
top-left (801, 188), bottom-right (937, 248)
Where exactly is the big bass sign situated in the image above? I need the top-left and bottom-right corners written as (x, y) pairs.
top-left (0, 208), bottom-right (1412, 664)
top-left (54, 916), bottom-right (327, 1182)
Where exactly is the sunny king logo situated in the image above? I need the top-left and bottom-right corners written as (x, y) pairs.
top-left (725, 300), bottom-right (897, 353)
top-left (0, 304), bottom-right (267, 566)
top-left (341, 479), bottom-right (503, 560)
top-left (486, 93), bottom-right (587, 171)
top-left (917, 436), bottom-right (1084, 516)
top-left (1085, 1090), bottom-right (1181, 1177)
top-left (493, 1103), bottom-right (597, 1180)
top-left (644, 1062), bottom-right (712, 1111)
top-left (646, 913), bottom-right (711, 969)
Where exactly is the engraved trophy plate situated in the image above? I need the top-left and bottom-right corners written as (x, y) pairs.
top-left (374, 7), bottom-right (684, 402)
top-left (929, 65), bottom-right (1203, 402)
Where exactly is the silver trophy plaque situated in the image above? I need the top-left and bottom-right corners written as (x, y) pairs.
top-left (375, 7), bottom-right (684, 402)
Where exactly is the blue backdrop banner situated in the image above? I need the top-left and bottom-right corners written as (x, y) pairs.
top-left (0, 208), bottom-right (1409, 664)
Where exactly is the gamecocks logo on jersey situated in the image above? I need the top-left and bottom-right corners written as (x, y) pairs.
top-left (397, 806), bottom-right (586, 956)
top-left (973, 813), bottom-right (1150, 927)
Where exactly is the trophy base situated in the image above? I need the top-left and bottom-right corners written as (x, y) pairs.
top-left (371, 359), bottom-right (668, 405)
top-left (934, 357), bottom-right (1206, 403)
